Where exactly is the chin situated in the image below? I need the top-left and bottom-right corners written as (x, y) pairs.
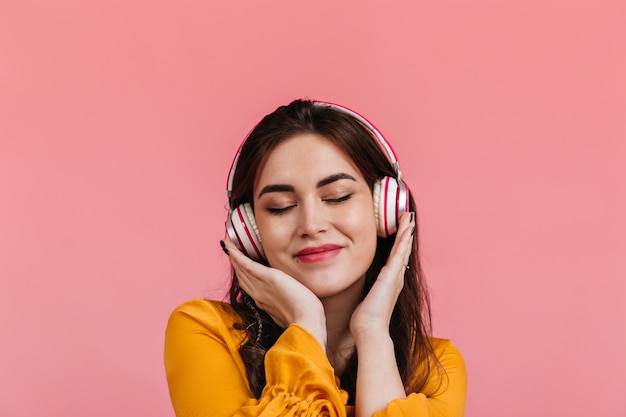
top-left (300, 271), bottom-right (366, 301)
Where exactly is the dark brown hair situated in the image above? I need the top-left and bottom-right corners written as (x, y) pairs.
top-left (227, 99), bottom-right (442, 403)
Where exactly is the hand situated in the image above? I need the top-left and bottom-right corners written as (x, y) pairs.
top-left (221, 239), bottom-right (327, 347)
top-left (349, 211), bottom-right (415, 343)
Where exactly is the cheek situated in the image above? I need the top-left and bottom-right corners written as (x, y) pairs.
top-left (343, 203), bottom-right (378, 257)
top-left (345, 210), bottom-right (376, 237)
top-left (255, 214), bottom-right (291, 261)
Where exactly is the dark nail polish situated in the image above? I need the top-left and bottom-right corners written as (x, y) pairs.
top-left (220, 240), bottom-right (230, 255)
top-left (410, 226), bottom-right (415, 236)
top-left (410, 212), bottom-right (415, 222)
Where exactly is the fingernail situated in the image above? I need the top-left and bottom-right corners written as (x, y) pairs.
top-left (410, 226), bottom-right (415, 236)
top-left (410, 212), bottom-right (415, 223)
top-left (220, 240), bottom-right (230, 255)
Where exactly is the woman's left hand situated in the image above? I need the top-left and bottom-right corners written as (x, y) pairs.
top-left (349, 211), bottom-right (415, 343)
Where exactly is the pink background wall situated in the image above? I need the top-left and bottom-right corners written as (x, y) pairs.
top-left (1, 1), bottom-right (625, 416)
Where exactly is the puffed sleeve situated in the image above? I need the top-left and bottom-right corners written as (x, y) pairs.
top-left (237, 324), bottom-right (348, 417)
top-left (371, 339), bottom-right (467, 417)
top-left (164, 300), bottom-right (348, 417)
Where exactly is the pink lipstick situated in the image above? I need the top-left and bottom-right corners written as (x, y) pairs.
top-left (295, 244), bottom-right (342, 263)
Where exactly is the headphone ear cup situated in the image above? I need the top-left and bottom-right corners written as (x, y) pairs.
top-left (225, 203), bottom-right (265, 261)
top-left (373, 177), bottom-right (409, 237)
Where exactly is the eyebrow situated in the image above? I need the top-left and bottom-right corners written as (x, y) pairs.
top-left (257, 172), bottom-right (357, 199)
top-left (316, 172), bottom-right (356, 188)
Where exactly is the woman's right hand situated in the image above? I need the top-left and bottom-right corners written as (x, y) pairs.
top-left (221, 239), bottom-right (328, 348)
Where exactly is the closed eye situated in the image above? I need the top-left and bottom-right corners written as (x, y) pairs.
top-left (324, 194), bottom-right (352, 204)
top-left (266, 205), bottom-right (296, 215)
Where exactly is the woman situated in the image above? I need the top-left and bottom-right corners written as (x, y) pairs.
top-left (164, 99), bottom-right (467, 417)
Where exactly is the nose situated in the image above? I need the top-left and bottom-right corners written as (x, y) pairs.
top-left (295, 199), bottom-right (329, 237)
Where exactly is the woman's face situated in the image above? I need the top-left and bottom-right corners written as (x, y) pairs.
top-left (253, 134), bottom-right (378, 301)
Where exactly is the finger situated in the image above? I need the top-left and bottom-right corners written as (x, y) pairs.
top-left (398, 212), bottom-right (415, 266)
top-left (221, 239), bottom-right (271, 296)
top-left (369, 212), bottom-right (415, 306)
top-left (385, 212), bottom-right (415, 275)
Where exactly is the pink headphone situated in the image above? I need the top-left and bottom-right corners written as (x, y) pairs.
top-left (225, 101), bottom-right (409, 261)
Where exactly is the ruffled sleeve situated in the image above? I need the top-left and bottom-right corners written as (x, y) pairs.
top-left (237, 324), bottom-right (348, 417)
top-left (165, 299), bottom-right (348, 417)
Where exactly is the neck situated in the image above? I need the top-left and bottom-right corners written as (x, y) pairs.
top-left (319, 277), bottom-right (364, 374)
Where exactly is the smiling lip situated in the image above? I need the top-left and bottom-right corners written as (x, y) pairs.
top-left (295, 244), bottom-right (343, 263)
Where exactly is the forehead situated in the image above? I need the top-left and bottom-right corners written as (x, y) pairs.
top-left (254, 133), bottom-right (362, 187)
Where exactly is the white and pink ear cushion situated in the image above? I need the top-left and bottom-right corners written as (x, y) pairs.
top-left (373, 176), bottom-right (409, 237)
top-left (226, 203), bottom-right (265, 261)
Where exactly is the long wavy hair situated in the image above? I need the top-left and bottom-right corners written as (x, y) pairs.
top-left (227, 99), bottom-right (442, 404)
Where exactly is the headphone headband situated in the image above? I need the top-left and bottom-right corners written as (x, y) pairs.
top-left (226, 100), bottom-right (403, 208)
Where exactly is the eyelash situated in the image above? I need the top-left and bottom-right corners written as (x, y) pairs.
top-left (267, 206), bottom-right (294, 215)
top-left (266, 194), bottom-right (353, 215)
top-left (324, 194), bottom-right (352, 204)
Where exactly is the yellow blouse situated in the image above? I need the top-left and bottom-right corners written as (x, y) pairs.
top-left (164, 299), bottom-right (467, 417)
